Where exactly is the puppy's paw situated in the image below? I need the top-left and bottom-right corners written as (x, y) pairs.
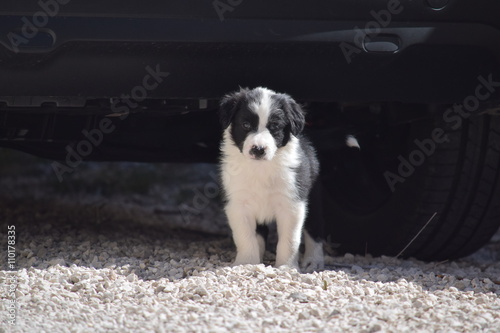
top-left (232, 254), bottom-right (261, 267)
top-left (231, 261), bottom-right (253, 267)
top-left (276, 262), bottom-right (300, 271)
top-left (301, 257), bottom-right (325, 273)
top-left (301, 246), bottom-right (325, 272)
top-left (302, 235), bottom-right (325, 272)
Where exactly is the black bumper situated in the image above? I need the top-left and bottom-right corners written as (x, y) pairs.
top-left (1, 0), bottom-right (500, 104)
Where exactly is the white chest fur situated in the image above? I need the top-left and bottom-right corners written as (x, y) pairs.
top-left (220, 128), bottom-right (302, 224)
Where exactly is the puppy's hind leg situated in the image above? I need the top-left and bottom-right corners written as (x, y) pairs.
top-left (302, 180), bottom-right (325, 272)
top-left (302, 231), bottom-right (325, 272)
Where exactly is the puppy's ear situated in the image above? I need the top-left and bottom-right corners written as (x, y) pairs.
top-left (276, 94), bottom-right (305, 136)
top-left (218, 88), bottom-right (247, 129)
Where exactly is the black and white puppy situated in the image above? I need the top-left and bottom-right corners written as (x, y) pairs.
top-left (219, 87), bottom-right (325, 271)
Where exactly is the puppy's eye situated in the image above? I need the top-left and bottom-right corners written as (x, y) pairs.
top-left (242, 122), bottom-right (251, 130)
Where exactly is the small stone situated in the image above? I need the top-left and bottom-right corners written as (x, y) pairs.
top-left (475, 297), bottom-right (487, 305)
top-left (344, 253), bottom-right (355, 260)
top-left (310, 308), bottom-right (321, 318)
top-left (302, 276), bottom-right (315, 285)
top-left (49, 258), bottom-right (66, 266)
top-left (376, 274), bottom-right (388, 282)
top-left (289, 292), bottom-right (309, 303)
top-left (71, 284), bottom-right (83, 292)
top-left (328, 309), bottom-right (341, 318)
top-left (412, 299), bottom-right (424, 308)
top-left (69, 275), bottom-right (80, 284)
top-left (278, 304), bottom-right (291, 312)
top-left (193, 286), bottom-right (208, 297)
top-left (298, 312), bottom-right (308, 320)
top-left (351, 265), bottom-right (364, 274)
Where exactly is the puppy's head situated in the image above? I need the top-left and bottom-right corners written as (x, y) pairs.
top-left (219, 87), bottom-right (305, 161)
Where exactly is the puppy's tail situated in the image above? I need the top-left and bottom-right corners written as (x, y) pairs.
top-left (345, 135), bottom-right (360, 149)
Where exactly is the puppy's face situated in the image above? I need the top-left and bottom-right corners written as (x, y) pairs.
top-left (219, 87), bottom-right (305, 161)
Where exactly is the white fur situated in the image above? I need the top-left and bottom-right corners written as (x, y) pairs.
top-left (242, 130), bottom-right (277, 161)
top-left (221, 128), bottom-right (306, 269)
top-left (243, 88), bottom-right (277, 161)
top-left (250, 87), bottom-right (272, 130)
top-left (346, 135), bottom-right (360, 149)
top-left (302, 230), bottom-right (325, 272)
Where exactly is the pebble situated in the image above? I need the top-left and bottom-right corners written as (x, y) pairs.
top-left (289, 292), bottom-right (309, 303)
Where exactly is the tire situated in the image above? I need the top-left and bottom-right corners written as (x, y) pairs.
top-left (321, 107), bottom-right (500, 261)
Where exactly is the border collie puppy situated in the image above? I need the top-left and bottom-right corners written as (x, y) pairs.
top-left (219, 87), bottom-right (324, 271)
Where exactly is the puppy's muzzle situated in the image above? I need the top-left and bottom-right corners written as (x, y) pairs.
top-left (250, 145), bottom-right (266, 159)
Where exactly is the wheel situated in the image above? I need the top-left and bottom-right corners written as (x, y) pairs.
top-left (320, 105), bottom-right (500, 261)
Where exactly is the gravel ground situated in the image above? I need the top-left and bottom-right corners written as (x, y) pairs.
top-left (1, 150), bottom-right (500, 332)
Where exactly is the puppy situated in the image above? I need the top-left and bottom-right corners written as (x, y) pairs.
top-left (218, 87), bottom-right (325, 271)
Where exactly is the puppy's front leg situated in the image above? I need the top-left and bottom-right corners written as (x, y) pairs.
top-left (226, 204), bottom-right (261, 265)
top-left (275, 202), bottom-right (306, 269)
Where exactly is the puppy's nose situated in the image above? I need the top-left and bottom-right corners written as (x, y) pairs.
top-left (250, 145), bottom-right (266, 158)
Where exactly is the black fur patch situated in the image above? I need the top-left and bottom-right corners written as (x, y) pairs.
top-left (219, 88), bottom-right (265, 152)
top-left (219, 87), bottom-right (308, 153)
top-left (292, 136), bottom-right (320, 202)
top-left (271, 93), bottom-right (305, 137)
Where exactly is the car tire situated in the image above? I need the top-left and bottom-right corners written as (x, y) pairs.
top-left (321, 108), bottom-right (500, 261)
